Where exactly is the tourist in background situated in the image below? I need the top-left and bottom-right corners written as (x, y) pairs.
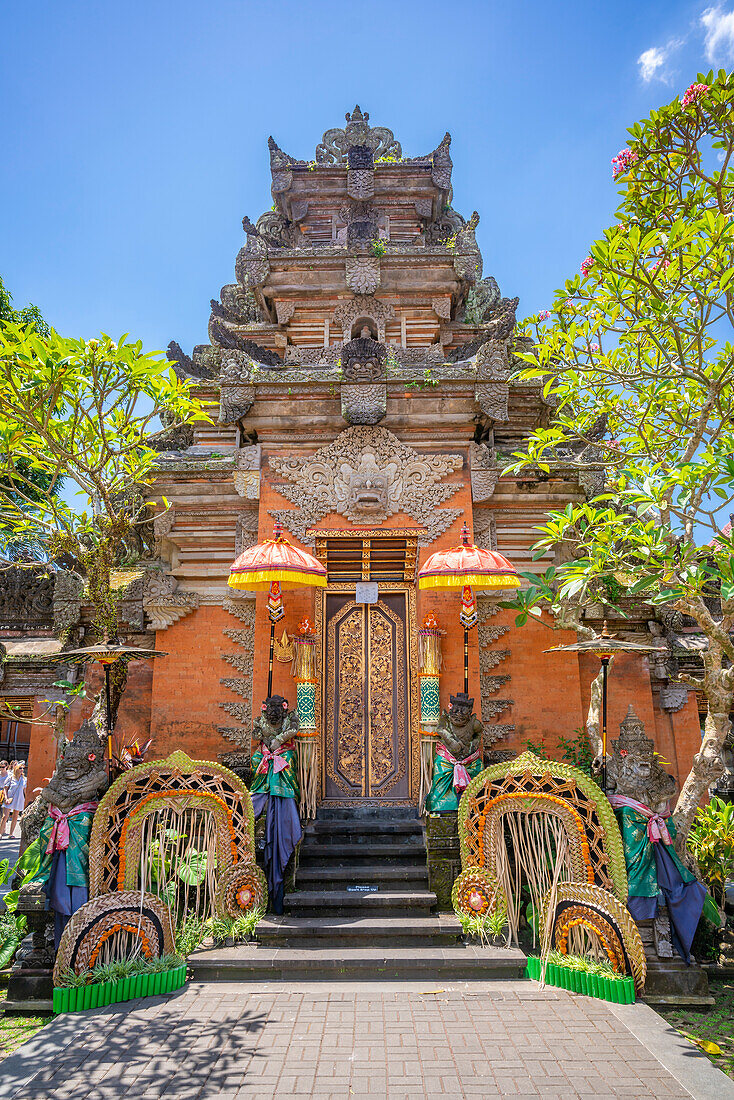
top-left (0, 762), bottom-right (26, 839)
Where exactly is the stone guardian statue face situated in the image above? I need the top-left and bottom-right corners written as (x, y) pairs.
top-left (262, 695), bottom-right (288, 730)
top-left (43, 719), bottom-right (109, 810)
top-left (448, 693), bottom-right (474, 728)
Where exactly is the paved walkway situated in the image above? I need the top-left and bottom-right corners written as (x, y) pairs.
top-left (2, 980), bottom-right (733, 1100)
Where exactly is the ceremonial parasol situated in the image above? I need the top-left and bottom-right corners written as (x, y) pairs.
top-left (418, 523), bottom-right (520, 695)
top-left (228, 521), bottom-right (327, 696)
top-left (544, 622), bottom-right (666, 792)
top-left (48, 636), bottom-right (166, 775)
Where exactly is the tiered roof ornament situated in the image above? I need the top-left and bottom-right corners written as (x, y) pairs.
top-left (314, 105), bottom-right (403, 164)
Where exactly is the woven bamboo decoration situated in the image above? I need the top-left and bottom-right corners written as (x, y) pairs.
top-left (451, 751), bottom-right (646, 991)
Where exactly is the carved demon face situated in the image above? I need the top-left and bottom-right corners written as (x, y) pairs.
top-left (343, 357), bottom-right (382, 384)
top-left (345, 453), bottom-right (391, 516)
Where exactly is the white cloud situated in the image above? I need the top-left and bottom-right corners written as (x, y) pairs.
top-left (638, 46), bottom-right (668, 81)
top-left (702, 6), bottom-right (734, 61)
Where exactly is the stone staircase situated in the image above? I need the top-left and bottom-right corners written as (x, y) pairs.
top-left (188, 806), bottom-right (526, 982)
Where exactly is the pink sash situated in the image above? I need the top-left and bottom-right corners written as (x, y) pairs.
top-left (436, 743), bottom-right (481, 794)
top-left (256, 740), bottom-right (294, 777)
top-left (609, 794), bottom-right (672, 845)
top-left (46, 802), bottom-right (99, 855)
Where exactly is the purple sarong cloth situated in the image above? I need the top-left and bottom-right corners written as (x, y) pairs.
top-left (251, 793), bottom-right (302, 915)
top-left (627, 844), bottom-right (706, 964)
top-left (43, 850), bottom-right (89, 950)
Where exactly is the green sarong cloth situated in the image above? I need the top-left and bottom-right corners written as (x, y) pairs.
top-left (250, 743), bottom-right (299, 800)
top-left (425, 751), bottom-right (482, 813)
top-left (613, 805), bottom-right (695, 897)
top-left (34, 808), bottom-right (96, 889)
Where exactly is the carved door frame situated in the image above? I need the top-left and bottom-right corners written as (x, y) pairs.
top-left (315, 581), bottom-right (419, 806)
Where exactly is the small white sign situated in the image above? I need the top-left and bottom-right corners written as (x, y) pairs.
top-left (355, 581), bottom-right (378, 604)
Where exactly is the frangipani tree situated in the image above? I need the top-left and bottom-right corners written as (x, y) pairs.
top-left (0, 323), bottom-right (208, 725)
top-left (506, 70), bottom-right (734, 842)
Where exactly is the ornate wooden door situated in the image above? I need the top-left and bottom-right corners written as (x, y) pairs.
top-left (324, 591), bottom-right (410, 800)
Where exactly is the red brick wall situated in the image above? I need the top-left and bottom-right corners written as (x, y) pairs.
top-left (149, 606), bottom-right (247, 761)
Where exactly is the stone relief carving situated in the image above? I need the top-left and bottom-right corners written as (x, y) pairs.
top-left (475, 382), bottom-right (509, 422)
top-left (219, 598), bottom-right (256, 750)
top-left (275, 300), bottom-right (296, 325)
top-left (345, 256), bottom-right (380, 295)
top-left (463, 277), bottom-right (502, 326)
top-left (267, 137), bottom-right (296, 194)
top-left (476, 338), bottom-right (512, 380)
top-left (233, 474), bottom-right (260, 500)
top-left (579, 467), bottom-right (606, 500)
top-left (452, 212), bottom-right (483, 283)
top-left (477, 598), bottom-right (514, 747)
top-left (269, 426), bottom-right (463, 545)
top-left (658, 685), bottom-right (689, 713)
top-left (430, 132), bottom-right (453, 191)
top-left (234, 512), bottom-right (260, 556)
top-left (52, 570), bottom-right (84, 635)
top-left (0, 566), bottom-right (54, 630)
top-left (347, 169), bottom-right (374, 201)
top-left (341, 384), bottom-right (386, 425)
top-left (469, 442), bottom-right (499, 502)
top-left (425, 206), bottom-right (465, 245)
top-left (473, 513), bottom-right (497, 552)
top-left (431, 297), bottom-right (452, 321)
top-left (141, 570), bottom-right (199, 631)
top-left (332, 296), bottom-right (395, 343)
top-left (220, 284), bottom-right (262, 325)
top-left (341, 335), bottom-right (386, 382)
top-left (389, 344), bottom-right (444, 366)
top-left (153, 509), bottom-right (176, 560)
top-left (234, 243), bottom-right (270, 292)
top-left (219, 383), bottom-right (255, 425)
top-left (284, 346), bottom-right (342, 367)
top-left (316, 105), bottom-right (402, 165)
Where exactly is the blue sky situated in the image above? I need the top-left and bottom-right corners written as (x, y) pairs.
top-left (3, 0), bottom-right (733, 354)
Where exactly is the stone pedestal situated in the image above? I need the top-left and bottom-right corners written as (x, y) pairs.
top-left (5, 883), bottom-right (54, 1013)
top-left (426, 812), bottom-right (461, 911)
top-left (636, 917), bottom-right (713, 1007)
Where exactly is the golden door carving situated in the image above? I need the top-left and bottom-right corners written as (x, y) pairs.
top-left (324, 593), bottom-right (409, 800)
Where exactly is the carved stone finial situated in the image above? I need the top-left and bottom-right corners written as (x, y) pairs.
top-left (316, 107), bottom-right (402, 165)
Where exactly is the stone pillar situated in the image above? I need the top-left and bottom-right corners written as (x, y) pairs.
top-left (426, 812), bottom-right (462, 911)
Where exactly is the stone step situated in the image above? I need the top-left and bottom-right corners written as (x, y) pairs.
top-left (256, 915), bottom-right (463, 948)
top-left (188, 943), bottom-right (528, 982)
top-left (299, 842), bottom-right (425, 862)
top-left (284, 888), bottom-right (437, 917)
top-left (305, 819), bottom-right (424, 838)
top-left (296, 863), bottom-right (429, 888)
top-left (315, 806), bottom-right (420, 822)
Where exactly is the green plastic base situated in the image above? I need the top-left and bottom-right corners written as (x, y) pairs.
top-left (524, 956), bottom-right (636, 1003)
top-left (52, 964), bottom-right (187, 1014)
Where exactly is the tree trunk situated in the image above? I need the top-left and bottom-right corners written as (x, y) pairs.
top-left (673, 662), bottom-right (731, 845)
top-left (585, 665), bottom-right (604, 760)
top-left (89, 658), bottom-right (129, 738)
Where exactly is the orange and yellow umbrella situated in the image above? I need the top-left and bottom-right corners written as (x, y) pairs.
top-left (229, 523), bottom-right (327, 591)
top-left (228, 522), bottom-right (326, 695)
top-left (418, 523), bottom-right (519, 693)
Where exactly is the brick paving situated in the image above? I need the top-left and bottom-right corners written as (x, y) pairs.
top-left (2, 980), bottom-right (732, 1099)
